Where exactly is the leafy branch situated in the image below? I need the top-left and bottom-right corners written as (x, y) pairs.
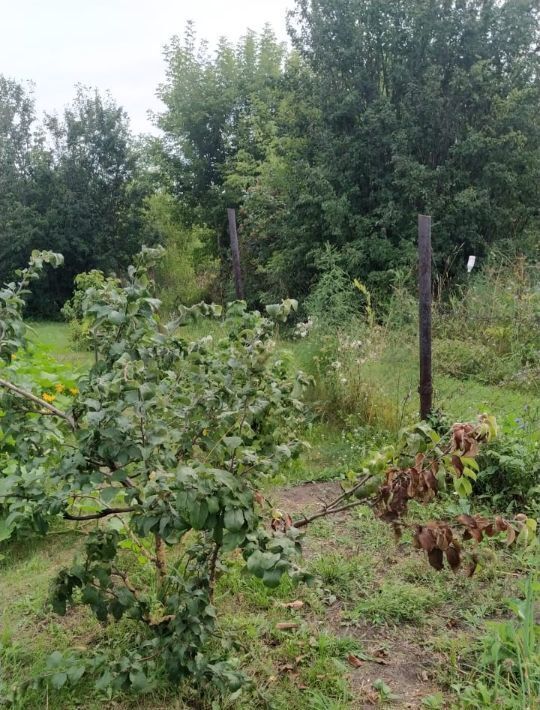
top-left (0, 376), bottom-right (76, 430)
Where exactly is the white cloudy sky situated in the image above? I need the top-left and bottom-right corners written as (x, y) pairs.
top-left (0, 0), bottom-right (294, 134)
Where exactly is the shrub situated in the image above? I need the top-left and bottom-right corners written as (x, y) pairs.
top-left (305, 245), bottom-right (367, 327)
top-left (433, 256), bottom-right (540, 392)
top-left (143, 193), bottom-right (219, 313)
top-left (455, 575), bottom-right (539, 709)
top-left (475, 431), bottom-right (540, 512)
top-left (62, 270), bottom-right (120, 350)
top-left (0, 248), bottom-right (310, 700)
top-left (308, 329), bottom-right (401, 430)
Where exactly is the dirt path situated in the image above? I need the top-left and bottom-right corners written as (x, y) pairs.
top-left (275, 481), bottom-right (445, 708)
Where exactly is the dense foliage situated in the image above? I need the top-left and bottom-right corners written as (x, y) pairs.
top-left (0, 81), bottom-right (153, 316)
top-left (158, 1), bottom-right (540, 304)
top-left (3, 2), bottom-right (539, 311)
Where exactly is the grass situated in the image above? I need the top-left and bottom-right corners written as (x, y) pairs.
top-left (1, 320), bottom-right (538, 708)
top-left (27, 322), bottom-right (93, 369)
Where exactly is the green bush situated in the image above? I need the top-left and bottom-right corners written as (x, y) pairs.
top-left (433, 338), bottom-right (511, 385)
top-left (305, 245), bottom-right (366, 327)
top-left (62, 270), bottom-right (120, 350)
top-left (434, 256), bottom-right (540, 392)
top-left (308, 329), bottom-right (400, 430)
top-left (455, 575), bottom-right (539, 709)
top-left (475, 431), bottom-right (540, 512)
top-left (143, 193), bottom-right (219, 313)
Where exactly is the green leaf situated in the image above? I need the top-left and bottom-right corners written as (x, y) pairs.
top-left (262, 567), bottom-right (284, 588)
top-left (67, 665), bottom-right (85, 683)
top-left (224, 508), bottom-right (244, 532)
top-left (51, 672), bottom-right (68, 689)
top-left (107, 310), bottom-right (126, 325)
top-left (100, 487), bottom-right (121, 504)
top-left (461, 457), bottom-right (479, 471)
top-left (224, 436), bottom-right (242, 453)
top-left (47, 651), bottom-right (64, 669)
top-left (129, 670), bottom-right (149, 691)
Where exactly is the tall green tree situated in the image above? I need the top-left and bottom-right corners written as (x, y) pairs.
top-left (36, 88), bottom-right (151, 312)
top-left (239, 0), bottom-right (540, 303)
top-left (0, 77), bottom-right (40, 279)
top-left (157, 24), bottom-right (288, 259)
top-left (0, 82), bottom-right (153, 316)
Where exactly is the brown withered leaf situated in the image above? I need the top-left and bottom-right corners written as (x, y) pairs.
top-left (506, 526), bottom-right (516, 545)
top-left (254, 491), bottom-right (265, 506)
top-left (417, 527), bottom-right (436, 552)
top-left (276, 622), bottom-right (300, 631)
top-left (428, 548), bottom-right (444, 570)
top-left (466, 439), bottom-right (479, 457)
top-left (445, 545), bottom-right (461, 571)
top-left (435, 526), bottom-right (453, 551)
top-left (271, 511), bottom-right (293, 532)
top-left (280, 600), bottom-right (304, 610)
top-left (451, 455), bottom-right (464, 476)
top-left (495, 516), bottom-right (509, 532)
top-left (464, 554), bottom-right (479, 577)
top-left (423, 467), bottom-right (438, 493)
top-left (452, 423), bottom-right (478, 456)
top-left (347, 654), bottom-right (364, 668)
top-left (278, 663), bottom-right (295, 673)
top-left (373, 648), bottom-right (390, 665)
top-left (457, 514), bottom-right (476, 528)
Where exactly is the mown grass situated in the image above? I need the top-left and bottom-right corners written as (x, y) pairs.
top-left (1, 321), bottom-right (538, 708)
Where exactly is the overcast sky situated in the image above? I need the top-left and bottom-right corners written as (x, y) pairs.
top-left (0, 0), bottom-right (294, 134)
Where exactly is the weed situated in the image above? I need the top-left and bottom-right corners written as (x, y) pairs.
top-left (453, 574), bottom-right (540, 709)
top-left (347, 581), bottom-right (437, 626)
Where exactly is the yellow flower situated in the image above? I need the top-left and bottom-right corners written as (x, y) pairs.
top-left (69, 387), bottom-right (79, 396)
top-left (42, 392), bottom-right (56, 403)
top-left (54, 383), bottom-right (65, 393)
top-left (11, 353), bottom-right (17, 359)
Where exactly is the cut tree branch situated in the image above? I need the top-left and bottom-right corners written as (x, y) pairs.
top-left (293, 497), bottom-right (374, 528)
top-left (0, 377), bottom-right (76, 430)
top-left (292, 474), bottom-right (375, 529)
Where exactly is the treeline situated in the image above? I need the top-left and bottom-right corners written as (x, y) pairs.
top-left (2, 0), bottom-right (540, 315)
top-left (0, 81), bottom-right (162, 316)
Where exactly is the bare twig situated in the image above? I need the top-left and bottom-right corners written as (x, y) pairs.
top-left (154, 534), bottom-right (167, 582)
top-left (293, 497), bottom-right (374, 529)
top-left (0, 377), bottom-right (76, 429)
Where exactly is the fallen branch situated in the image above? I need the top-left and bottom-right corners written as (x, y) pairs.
top-left (292, 473), bottom-right (375, 529)
top-left (0, 377), bottom-right (76, 430)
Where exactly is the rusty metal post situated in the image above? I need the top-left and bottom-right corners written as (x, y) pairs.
top-left (418, 215), bottom-right (432, 420)
top-left (227, 208), bottom-right (244, 300)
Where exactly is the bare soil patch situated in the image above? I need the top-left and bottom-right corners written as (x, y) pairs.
top-left (276, 481), bottom-right (446, 707)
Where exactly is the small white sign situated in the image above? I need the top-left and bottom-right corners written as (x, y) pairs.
top-left (467, 255), bottom-right (476, 273)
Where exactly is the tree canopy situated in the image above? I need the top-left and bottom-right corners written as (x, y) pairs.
top-left (157, 1), bottom-right (540, 304)
top-left (0, 82), bottom-right (152, 316)
top-left (1, 1), bottom-right (539, 313)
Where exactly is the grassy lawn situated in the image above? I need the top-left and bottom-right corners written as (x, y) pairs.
top-left (1, 321), bottom-right (538, 708)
